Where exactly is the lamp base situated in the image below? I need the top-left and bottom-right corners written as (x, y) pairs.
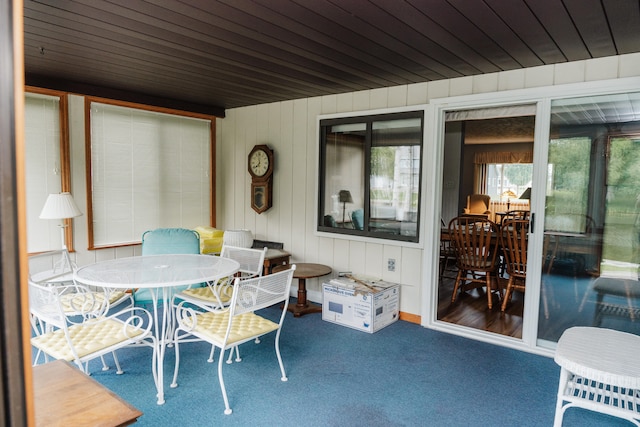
top-left (58, 223), bottom-right (68, 251)
top-left (342, 202), bottom-right (347, 226)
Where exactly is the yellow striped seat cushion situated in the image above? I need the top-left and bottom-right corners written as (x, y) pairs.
top-left (180, 287), bottom-right (232, 305)
top-left (31, 318), bottom-right (144, 361)
top-left (187, 312), bottom-right (278, 345)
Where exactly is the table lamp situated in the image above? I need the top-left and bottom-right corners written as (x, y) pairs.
top-left (338, 190), bottom-right (353, 225)
top-left (519, 187), bottom-right (531, 203)
top-left (501, 190), bottom-right (517, 210)
top-left (39, 192), bottom-right (83, 249)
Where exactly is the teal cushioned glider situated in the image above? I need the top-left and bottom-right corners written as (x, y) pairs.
top-left (134, 228), bottom-right (202, 305)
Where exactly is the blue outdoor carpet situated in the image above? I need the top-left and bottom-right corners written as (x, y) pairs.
top-left (87, 305), bottom-right (630, 427)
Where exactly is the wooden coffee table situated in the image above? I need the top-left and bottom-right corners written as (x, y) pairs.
top-left (33, 360), bottom-right (142, 426)
top-left (273, 262), bottom-right (332, 317)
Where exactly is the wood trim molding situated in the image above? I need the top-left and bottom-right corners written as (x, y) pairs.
top-left (399, 311), bottom-right (421, 324)
top-left (210, 118), bottom-right (216, 227)
top-left (83, 97), bottom-right (216, 250)
top-left (2, 0), bottom-right (30, 425)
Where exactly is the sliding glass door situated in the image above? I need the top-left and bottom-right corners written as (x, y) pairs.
top-left (537, 92), bottom-right (640, 347)
top-left (437, 106), bottom-right (536, 339)
top-left (428, 82), bottom-right (640, 352)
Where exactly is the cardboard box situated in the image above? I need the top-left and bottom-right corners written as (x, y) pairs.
top-left (322, 276), bottom-right (400, 333)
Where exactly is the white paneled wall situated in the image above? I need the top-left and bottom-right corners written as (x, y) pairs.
top-left (52, 53), bottom-right (640, 319)
top-left (216, 53), bottom-right (640, 318)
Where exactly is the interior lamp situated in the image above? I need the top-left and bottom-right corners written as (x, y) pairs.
top-left (519, 187), bottom-right (531, 200)
top-left (519, 187), bottom-right (532, 208)
top-left (501, 190), bottom-right (517, 210)
top-left (39, 192), bottom-right (83, 249)
top-left (338, 190), bottom-right (353, 226)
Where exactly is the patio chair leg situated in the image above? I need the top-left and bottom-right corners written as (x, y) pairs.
top-left (218, 349), bottom-right (232, 415)
top-left (100, 355), bottom-right (109, 371)
top-left (275, 331), bottom-right (287, 382)
top-left (113, 351), bottom-right (123, 374)
top-left (226, 345), bottom-right (241, 364)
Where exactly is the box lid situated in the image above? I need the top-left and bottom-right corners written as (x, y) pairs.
top-left (328, 275), bottom-right (397, 295)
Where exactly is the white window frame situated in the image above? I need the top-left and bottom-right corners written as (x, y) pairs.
top-left (316, 105), bottom-right (428, 249)
top-left (422, 76), bottom-right (640, 357)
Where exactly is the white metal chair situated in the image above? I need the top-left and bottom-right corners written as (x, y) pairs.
top-left (174, 245), bottom-right (267, 309)
top-left (29, 249), bottom-right (134, 369)
top-left (173, 245), bottom-right (267, 363)
top-left (171, 265), bottom-right (295, 415)
top-left (29, 249), bottom-right (133, 313)
top-left (29, 280), bottom-right (157, 377)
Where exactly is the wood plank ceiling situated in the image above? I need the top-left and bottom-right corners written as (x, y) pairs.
top-left (23, 0), bottom-right (640, 117)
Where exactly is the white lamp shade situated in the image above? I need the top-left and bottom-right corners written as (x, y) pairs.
top-left (39, 192), bottom-right (83, 220)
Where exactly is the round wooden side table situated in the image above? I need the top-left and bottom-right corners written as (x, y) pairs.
top-left (273, 262), bottom-right (332, 317)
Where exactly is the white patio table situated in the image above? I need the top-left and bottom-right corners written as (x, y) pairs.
top-left (74, 254), bottom-right (240, 405)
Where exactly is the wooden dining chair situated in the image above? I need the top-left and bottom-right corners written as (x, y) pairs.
top-left (448, 215), bottom-right (501, 309)
top-left (499, 210), bottom-right (530, 227)
top-left (500, 218), bottom-right (530, 312)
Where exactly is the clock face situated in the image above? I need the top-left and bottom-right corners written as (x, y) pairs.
top-left (250, 149), bottom-right (270, 177)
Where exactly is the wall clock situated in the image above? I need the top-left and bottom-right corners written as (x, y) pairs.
top-left (248, 145), bottom-right (274, 214)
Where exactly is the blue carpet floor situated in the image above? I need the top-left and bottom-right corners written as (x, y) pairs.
top-left (87, 305), bottom-right (630, 427)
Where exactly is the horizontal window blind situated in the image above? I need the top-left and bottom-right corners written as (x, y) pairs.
top-left (25, 93), bottom-right (62, 252)
top-left (89, 102), bottom-right (211, 247)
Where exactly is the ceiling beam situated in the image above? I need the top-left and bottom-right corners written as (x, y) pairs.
top-left (25, 73), bottom-right (226, 117)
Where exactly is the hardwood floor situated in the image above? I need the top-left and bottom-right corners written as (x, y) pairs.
top-left (438, 268), bottom-right (640, 343)
top-left (437, 273), bottom-right (524, 338)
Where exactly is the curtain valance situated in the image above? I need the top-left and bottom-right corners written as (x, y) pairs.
top-left (474, 151), bottom-right (533, 164)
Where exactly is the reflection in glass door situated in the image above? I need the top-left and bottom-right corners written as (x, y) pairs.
top-left (538, 92), bottom-right (640, 346)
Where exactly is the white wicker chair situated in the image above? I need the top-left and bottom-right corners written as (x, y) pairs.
top-left (171, 265), bottom-right (295, 415)
top-left (554, 326), bottom-right (640, 426)
top-left (29, 280), bottom-right (157, 377)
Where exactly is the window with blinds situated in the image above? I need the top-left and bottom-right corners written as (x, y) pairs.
top-left (88, 101), bottom-right (212, 248)
top-left (25, 92), bottom-right (64, 253)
